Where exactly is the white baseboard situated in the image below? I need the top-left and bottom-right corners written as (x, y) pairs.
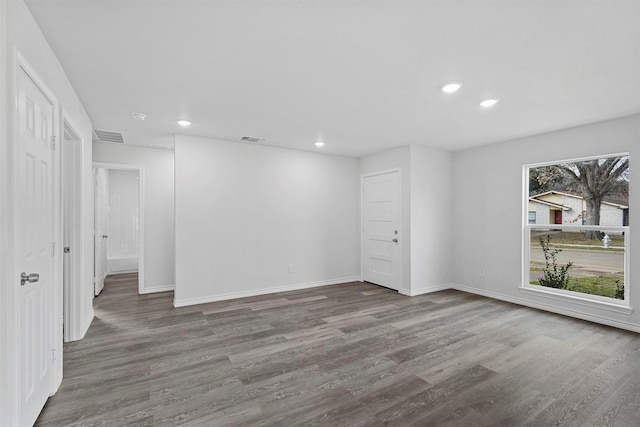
top-left (448, 283), bottom-right (640, 334)
top-left (107, 255), bottom-right (139, 274)
top-left (141, 284), bottom-right (175, 294)
top-left (400, 284), bottom-right (452, 297)
top-left (108, 269), bottom-right (139, 275)
top-left (173, 276), bottom-right (360, 308)
top-left (52, 363), bottom-right (63, 396)
top-left (80, 309), bottom-right (94, 340)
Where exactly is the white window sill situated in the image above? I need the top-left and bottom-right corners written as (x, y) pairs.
top-left (519, 285), bottom-right (633, 315)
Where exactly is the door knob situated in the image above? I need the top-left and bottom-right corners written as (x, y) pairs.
top-left (20, 272), bottom-right (40, 286)
top-left (102, 234), bottom-right (109, 239)
top-left (392, 238), bottom-right (398, 243)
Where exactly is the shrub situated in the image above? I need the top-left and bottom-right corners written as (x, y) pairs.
top-left (614, 279), bottom-right (625, 300)
top-left (538, 236), bottom-right (573, 289)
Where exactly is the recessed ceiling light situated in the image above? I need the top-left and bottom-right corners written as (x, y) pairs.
top-left (479, 99), bottom-right (500, 108)
top-left (441, 82), bottom-right (463, 93)
top-left (315, 141), bottom-right (325, 147)
top-left (131, 112), bottom-right (147, 121)
top-left (177, 120), bottom-right (191, 127)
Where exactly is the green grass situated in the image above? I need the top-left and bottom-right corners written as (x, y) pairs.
top-left (530, 231), bottom-right (625, 247)
top-left (531, 275), bottom-right (624, 299)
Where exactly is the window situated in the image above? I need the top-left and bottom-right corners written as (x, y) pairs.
top-left (524, 154), bottom-right (629, 305)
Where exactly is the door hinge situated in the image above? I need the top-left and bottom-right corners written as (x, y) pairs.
top-left (51, 242), bottom-right (56, 257)
top-left (51, 135), bottom-right (57, 150)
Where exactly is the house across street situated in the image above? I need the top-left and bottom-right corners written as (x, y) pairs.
top-left (528, 190), bottom-right (628, 228)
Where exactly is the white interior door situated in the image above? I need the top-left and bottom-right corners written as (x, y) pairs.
top-left (17, 63), bottom-right (57, 427)
top-left (93, 168), bottom-right (108, 296)
top-left (62, 123), bottom-right (81, 342)
top-left (362, 171), bottom-right (400, 290)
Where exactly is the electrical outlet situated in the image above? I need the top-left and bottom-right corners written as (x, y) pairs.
top-left (288, 264), bottom-right (295, 273)
top-left (479, 268), bottom-right (486, 278)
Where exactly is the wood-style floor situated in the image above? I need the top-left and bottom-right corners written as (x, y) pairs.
top-left (36, 274), bottom-right (640, 426)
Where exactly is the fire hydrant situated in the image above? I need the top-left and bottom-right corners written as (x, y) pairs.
top-left (603, 234), bottom-right (611, 249)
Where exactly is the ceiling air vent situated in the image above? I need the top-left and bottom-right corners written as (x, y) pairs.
top-left (240, 136), bottom-right (266, 144)
top-left (94, 129), bottom-right (125, 144)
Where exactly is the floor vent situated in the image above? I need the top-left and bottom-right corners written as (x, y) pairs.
top-left (240, 136), bottom-right (267, 144)
top-left (94, 129), bottom-right (125, 144)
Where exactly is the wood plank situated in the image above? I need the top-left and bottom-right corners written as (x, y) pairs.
top-left (36, 274), bottom-right (640, 426)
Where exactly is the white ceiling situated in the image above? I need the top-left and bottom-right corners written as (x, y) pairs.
top-left (25, 0), bottom-right (640, 157)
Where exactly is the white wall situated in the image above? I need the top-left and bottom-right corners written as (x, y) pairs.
top-left (601, 203), bottom-right (624, 227)
top-left (0, 2), bottom-right (10, 423)
top-left (409, 145), bottom-right (453, 295)
top-left (529, 201), bottom-right (549, 225)
top-left (174, 135), bottom-right (360, 306)
top-left (8, 1), bottom-right (95, 344)
top-left (359, 146), bottom-right (454, 295)
top-left (452, 114), bottom-right (640, 331)
top-left (93, 143), bottom-right (175, 292)
top-left (1, 0), bottom-right (94, 423)
top-left (561, 196), bottom-right (583, 224)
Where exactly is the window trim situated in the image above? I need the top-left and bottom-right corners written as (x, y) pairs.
top-left (523, 154), bottom-right (631, 313)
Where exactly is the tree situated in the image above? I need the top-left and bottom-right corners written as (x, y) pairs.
top-left (554, 156), bottom-right (628, 239)
top-left (529, 165), bottom-right (564, 195)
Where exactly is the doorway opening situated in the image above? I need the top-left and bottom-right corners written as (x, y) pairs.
top-left (93, 162), bottom-right (145, 295)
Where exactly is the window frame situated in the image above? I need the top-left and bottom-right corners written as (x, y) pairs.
top-left (522, 153), bottom-right (631, 313)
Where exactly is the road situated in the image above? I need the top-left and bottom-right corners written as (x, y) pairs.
top-left (530, 247), bottom-right (624, 274)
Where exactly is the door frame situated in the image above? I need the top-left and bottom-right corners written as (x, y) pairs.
top-left (0, 4), bottom-right (17, 421)
top-left (93, 167), bottom-right (108, 296)
top-left (360, 168), bottom-right (402, 292)
top-left (62, 118), bottom-right (84, 342)
top-left (92, 162), bottom-right (145, 295)
top-left (1, 47), bottom-right (63, 426)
